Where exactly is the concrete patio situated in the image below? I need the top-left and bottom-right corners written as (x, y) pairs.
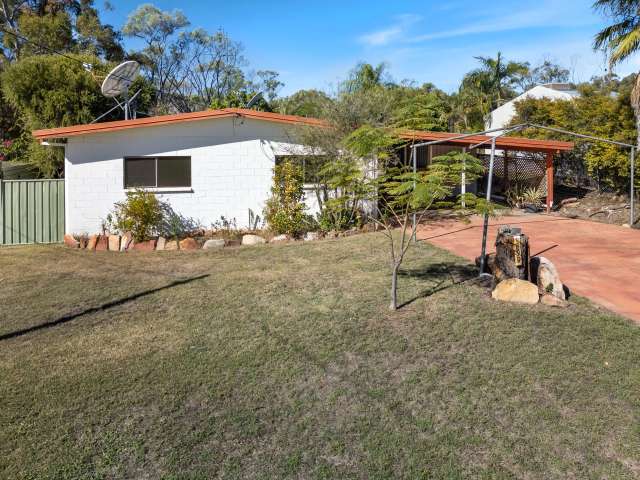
top-left (416, 213), bottom-right (640, 323)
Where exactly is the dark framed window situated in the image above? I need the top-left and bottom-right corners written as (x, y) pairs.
top-left (124, 156), bottom-right (191, 188)
top-left (275, 155), bottom-right (330, 185)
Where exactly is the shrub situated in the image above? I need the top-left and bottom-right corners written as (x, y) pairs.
top-left (317, 197), bottom-right (363, 232)
top-left (158, 203), bottom-right (201, 242)
top-left (506, 183), bottom-right (545, 209)
top-left (108, 189), bottom-right (163, 242)
top-left (264, 159), bottom-right (310, 236)
top-left (210, 216), bottom-right (242, 240)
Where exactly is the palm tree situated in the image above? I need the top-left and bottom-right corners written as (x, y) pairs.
top-left (472, 52), bottom-right (529, 108)
top-left (594, 0), bottom-right (640, 146)
top-left (456, 52), bottom-right (529, 129)
top-left (344, 62), bottom-right (391, 93)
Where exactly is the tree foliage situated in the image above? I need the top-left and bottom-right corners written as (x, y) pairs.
top-left (264, 159), bottom-right (309, 236)
top-left (123, 4), bottom-right (282, 114)
top-left (2, 53), bottom-right (111, 129)
top-left (509, 75), bottom-right (636, 190)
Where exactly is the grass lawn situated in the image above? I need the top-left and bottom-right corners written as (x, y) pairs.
top-left (1, 234), bottom-right (639, 479)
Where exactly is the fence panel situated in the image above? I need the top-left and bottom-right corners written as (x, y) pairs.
top-left (0, 179), bottom-right (65, 245)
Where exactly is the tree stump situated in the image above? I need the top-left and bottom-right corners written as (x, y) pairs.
top-left (493, 226), bottom-right (530, 281)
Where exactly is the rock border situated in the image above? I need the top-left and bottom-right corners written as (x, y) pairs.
top-left (63, 224), bottom-right (381, 253)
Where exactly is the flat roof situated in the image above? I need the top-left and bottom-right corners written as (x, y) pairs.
top-left (33, 108), bottom-right (573, 153)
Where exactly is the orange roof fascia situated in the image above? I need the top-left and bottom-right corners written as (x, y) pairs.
top-left (32, 108), bottom-right (328, 140)
top-left (400, 130), bottom-right (574, 153)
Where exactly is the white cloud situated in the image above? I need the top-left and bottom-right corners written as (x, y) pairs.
top-left (358, 14), bottom-right (421, 46)
top-left (410, 5), bottom-right (596, 43)
top-left (357, 1), bottom-right (597, 47)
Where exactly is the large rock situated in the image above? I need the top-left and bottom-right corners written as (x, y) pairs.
top-left (95, 235), bottom-right (109, 251)
top-left (120, 232), bottom-right (133, 251)
top-left (87, 234), bottom-right (98, 250)
top-left (304, 231), bottom-right (320, 241)
top-left (203, 239), bottom-right (225, 250)
top-left (540, 293), bottom-right (569, 308)
top-left (164, 240), bottom-right (179, 251)
top-left (491, 278), bottom-right (540, 305)
top-left (530, 256), bottom-right (565, 300)
top-left (179, 237), bottom-right (199, 250)
top-left (108, 234), bottom-right (121, 252)
top-left (132, 239), bottom-right (156, 251)
top-left (242, 234), bottom-right (266, 246)
top-left (270, 234), bottom-right (290, 243)
top-left (156, 236), bottom-right (167, 251)
top-left (63, 234), bottom-right (79, 248)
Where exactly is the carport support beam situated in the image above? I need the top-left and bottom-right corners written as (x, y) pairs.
top-left (479, 137), bottom-right (497, 276)
top-left (546, 151), bottom-right (554, 213)
top-left (412, 145), bottom-right (417, 242)
top-left (631, 146), bottom-right (636, 227)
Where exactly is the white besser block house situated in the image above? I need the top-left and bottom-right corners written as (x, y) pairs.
top-left (33, 108), bottom-right (574, 234)
top-left (34, 109), bottom-right (325, 234)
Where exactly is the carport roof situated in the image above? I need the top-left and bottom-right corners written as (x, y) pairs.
top-left (32, 108), bottom-right (574, 153)
top-left (400, 130), bottom-right (574, 153)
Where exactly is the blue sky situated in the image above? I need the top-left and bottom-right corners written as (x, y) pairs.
top-left (100, 0), bottom-right (639, 96)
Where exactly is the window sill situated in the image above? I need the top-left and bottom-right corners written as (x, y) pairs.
top-left (125, 187), bottom-right (193, 194)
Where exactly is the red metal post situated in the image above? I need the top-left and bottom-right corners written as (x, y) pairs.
top-left (545, 151), bottom-right (554, 213)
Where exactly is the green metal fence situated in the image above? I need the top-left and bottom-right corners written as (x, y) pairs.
top-left (0, 179), bottom-right (65, 245)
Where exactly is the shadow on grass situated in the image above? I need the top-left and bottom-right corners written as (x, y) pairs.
top-left (397, 262), bottom-right (478, 309)
top-left (0, 274), bottom-right (210, 342)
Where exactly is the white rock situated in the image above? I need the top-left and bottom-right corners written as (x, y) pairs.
top-left (304, 231), bottom-right (320, 241)
top-left (531, 256), bottom-right (565, 300)
top-left (270, 234), bottom-right (290, 243)
top-left (540, 293), bottom-right (569, 308)
top-left (242, 234), bottom-right (266, 246)
top-left (203, 239), bottom-right (225, 249)
top-left (491, 278), bottom-right (539, 305)
top-left (120, 232), bottom-right (133, 251)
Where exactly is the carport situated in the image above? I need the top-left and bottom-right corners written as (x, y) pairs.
top-left (400, 129), bottom-right (574, 212)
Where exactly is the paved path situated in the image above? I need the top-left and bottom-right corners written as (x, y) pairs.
top-left (416, 214), bottom-right (640, 323)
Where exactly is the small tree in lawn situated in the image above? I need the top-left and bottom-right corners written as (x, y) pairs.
top-left (344, 125), bottom-right (492, 310)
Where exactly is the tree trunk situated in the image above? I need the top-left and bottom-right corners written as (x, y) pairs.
top-left (488, 226), bottom-right (530, 282)
top-left (389, 262), bottom-right (399, 310)
top-left (632, 74), bottom-right (640, 150)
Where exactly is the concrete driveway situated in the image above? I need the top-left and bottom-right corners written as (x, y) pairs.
top-left (416, 214), bottom-right (640, 323)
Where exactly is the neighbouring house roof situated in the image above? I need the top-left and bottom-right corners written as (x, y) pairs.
top-left (32, 108), bottom-right (328, 141)
top-left (401, 130), bottom-right (574, 153)
top-left (33, 107), bottom-right (573, 153)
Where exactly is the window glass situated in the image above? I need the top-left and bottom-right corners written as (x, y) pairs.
top-left (157, 157), bottom-right (191, 187)
top-left (275, 155), bottom-right (329, 184)
top-left (124, 158), bottom-right (156, 187)
top-left (124, 156), bottom-right (191, 188)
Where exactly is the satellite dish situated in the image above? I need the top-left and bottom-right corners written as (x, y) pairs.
top-left (94, 61), bottom-right (141, 122)
top-left (101, 61), bottom-right (140, 98)
top-left (246, 92), bottom-right (263, 109)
